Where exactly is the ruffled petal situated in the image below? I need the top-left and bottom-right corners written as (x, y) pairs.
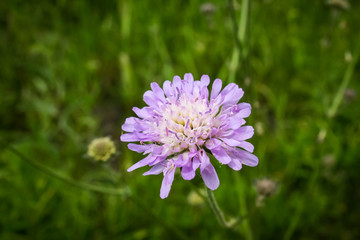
top-left (181, 160), bottom-right (196, 180)
top-left (143, 163), bottom-right (165, 175)
top-left (150, 82), bottom-right (166, 102)
top-left (183, 73), bottom-right (194, 95)
top-left (163, 80), bottom-right (175, 97)
top-left (172, 75), bottom-right (182, 91)
top-left (192, 155), bottom-right (201, 170)
top-left (232, 126), bottom-right (254, 141)
top-left (229, 148), bottom-right (259, 167)
top-left (201, 161), bottom-right (220, 190)
top-left (132, 107), bottom-right (153, 119)
top-left (237, 141), bottom-right (254, 152)
top-left (199, 149), bottom-right (210, 169)
top-left (120, 132), bottom-right (158, 142)
top-left (228, 158), bottom-right (242, 171)
top-left (160, 167), bottom-right (176, 199)
top-left (210, 146), bottom-right (231, 164)
top-left (234, 103), bottom-right (251, 119)
top-left (205, 138), bottom-right (222, 150)
top-left (228, 117), bottom-right (246, 130)
top-left (200, 74), bottom-right (210, 86)
top-left (143, 90), bottom-right (161, 109)
top-left (211, 78), bottom-right (222, 99)
top-left (127, 154), bottom-right (158, 172)
top-left (127, 143), bottom-right (152, 153)
top-left (120, 133), bottom-right (139, 142)
top-left (200, 76), bottom-right (210, 99)
top-left (223, 87), bottom-right (244, 105)
top-left (122, 117), bottom-right (137, 132)
top-left (218, 138), bottom-right (239, 147)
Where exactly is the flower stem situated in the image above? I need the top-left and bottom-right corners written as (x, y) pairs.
top-left (0, 139), bottom-right (125, 195)
top-left (317, 50), bottom-right (359, 143)
top-left (327, 51), bottom-right (359, 118)
top-left (0, 138), bottom-right (190, 240)
top-left (205, 187), bottom-right (228, 228)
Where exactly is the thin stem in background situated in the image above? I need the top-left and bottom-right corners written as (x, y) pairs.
top-left (327, 51), bottom-right (359, 118)
top-left (0, 139), bottom-right (125, 196)
top-left (228, 0), bottom-right (250, 84)
top-left (0, 138), bottom-right (190, 240)
top-left (290, 49), bottom-right (359, 240)
top-left (227, 0), bottom-right (254, 238)
top-left (317, 50), bottom-right (359, 143)
top-left (228, 0), bottom-right (242, 58)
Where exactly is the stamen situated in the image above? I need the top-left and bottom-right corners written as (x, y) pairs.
top-left (185, 119), bottom-right (190, 129)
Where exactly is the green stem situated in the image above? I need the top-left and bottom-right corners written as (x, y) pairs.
top-left (0, 139), bottom-right (190, 240)
top-left (0, 139), bottom-right (124, 195)
top-left (239, 0), bottom-right (250, 45)
top-left (327, 51), bottom-right (359, 118)
top-left (228, 0), bottom-right (242, 55)
top-left (205, 187), bottom-right (228, 228)
top-left (318, 50), bottom-right (358, 143)
top-left (228, 0), bottom-right (250, 83)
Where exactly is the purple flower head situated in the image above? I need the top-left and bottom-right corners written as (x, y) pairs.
top-left (121, 74), bottom-right (258, 199)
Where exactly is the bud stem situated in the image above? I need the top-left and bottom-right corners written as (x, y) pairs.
top-left (205, 186), bottom-right (236, 228)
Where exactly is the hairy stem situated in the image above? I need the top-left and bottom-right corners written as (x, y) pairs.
top-left (205, 187), bottom-right (228, 228)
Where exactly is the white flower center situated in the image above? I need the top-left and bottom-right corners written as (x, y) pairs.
top-left (154, 93), bottom-right (220, 153)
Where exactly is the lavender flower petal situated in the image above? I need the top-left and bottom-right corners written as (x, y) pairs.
top-left (143, 163), bottom-right (166, 176)
top-left (200, 158), bottom-right (220, 190)
top-left (229, 148), bottom-right (259, 167)
top-left (127, 154), bottom-right (158, 172)
top-left (211, 78), bottom-right (222, 99)
top-left (160, 167), bottom-right (176, 199)
top-left (210, 146), bottom-right (231, 164)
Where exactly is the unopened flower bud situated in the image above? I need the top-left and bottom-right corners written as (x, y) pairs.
top-left (344, 88), bottom-right (356, 103)
top-left (254, 178), bottom-right (278, 197)
top-left (200, 3), bottom-right (217, 15)
top-left (87, 137), bottom-right (116, 162)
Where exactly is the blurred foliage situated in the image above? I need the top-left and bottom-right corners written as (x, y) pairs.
top-left (0, 0), bottom-right (360, 239)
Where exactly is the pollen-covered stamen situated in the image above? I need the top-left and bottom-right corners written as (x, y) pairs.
top-left (153, 90), bottom-right (220, 152)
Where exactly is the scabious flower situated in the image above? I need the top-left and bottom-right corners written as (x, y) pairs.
top-left (121, 74), bottom-right (258, 198)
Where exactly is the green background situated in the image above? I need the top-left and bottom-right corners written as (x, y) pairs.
top-left (1, 0), bottom-right (359, 239)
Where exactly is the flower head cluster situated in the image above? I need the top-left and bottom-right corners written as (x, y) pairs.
top-left (121, 74), bottom-right (258, 198)
top-left (88, 137), bottom-right (116, 162)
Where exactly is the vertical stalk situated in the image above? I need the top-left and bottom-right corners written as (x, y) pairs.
top-left (205, 187), bottom-right (228, 228)
top-left (317, 50), bottom-right (358, 143)
top-left (239, 0), bottom-right (250, 44)
top-left (327, 51), bottom-right (358, 118)
top-left (228, 0), bottom-right (250, 83)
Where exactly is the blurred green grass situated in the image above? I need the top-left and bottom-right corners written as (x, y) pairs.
top-left (1, 0), bottom-right (360, 239)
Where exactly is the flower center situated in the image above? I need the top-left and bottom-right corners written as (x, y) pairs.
top-left (154, 92), bottom-right (220, 152)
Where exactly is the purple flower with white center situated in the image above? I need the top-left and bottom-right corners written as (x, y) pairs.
top-left (121, 73), bottom-right (258, 199)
